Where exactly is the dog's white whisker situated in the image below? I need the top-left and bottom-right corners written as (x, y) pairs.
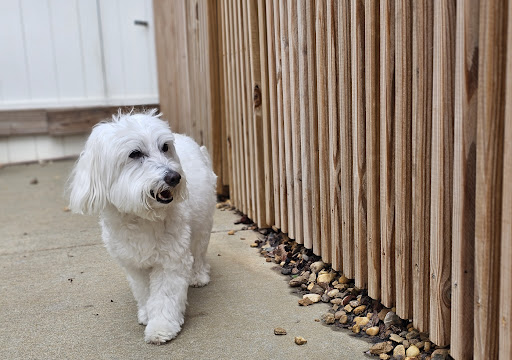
top-left (67, 110), bottom-right (217, 345)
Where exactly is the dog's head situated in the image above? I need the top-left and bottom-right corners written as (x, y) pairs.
top-left (68, 109), bottom-right (187, 220)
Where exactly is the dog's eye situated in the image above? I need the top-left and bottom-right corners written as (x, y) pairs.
top-left (162, 143), bottom-right (169, 153)
top-left (129, 150), bottom-right (143, 159)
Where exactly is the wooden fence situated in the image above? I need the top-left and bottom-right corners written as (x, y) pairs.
top-left (154, 0), bottom-right (512, 358)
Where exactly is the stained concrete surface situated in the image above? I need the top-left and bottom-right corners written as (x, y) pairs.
top-left (0, 160), bottom-right (370, 360)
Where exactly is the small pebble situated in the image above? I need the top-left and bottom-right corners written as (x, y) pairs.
top-left (344, 304), bottom-right (353, 313)
top-left (274, 327), bottom-right (287, 335)
top-left (353, 305), bottom-right (366, 315)
top-left (294, 336), bottom-right (307, 345)
top-left (370, 342), bottom-right (394, 355)
top-left (322, 313), bottom-right (335, 325)
top-left (406, 345), bottom-right (420, 357)
top-left (303, 294), bottom-right (321, 303)
top-left (393, 344), bottom-right (406, 357)
top-left (389, 333), bottom-right (405, 343)
top-left (250, 243), bottom-right (258, 248)
top-left (366, 326), bottom-right (380, 336)
top-left (227, 230), bottom-right (235, 235)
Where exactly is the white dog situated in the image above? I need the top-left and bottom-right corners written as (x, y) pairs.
top-left (68, 110), bottom-right (217, 344)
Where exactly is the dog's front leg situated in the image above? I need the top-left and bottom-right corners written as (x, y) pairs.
top-left (123, 266), bottom-right (151, 325)
top-left (144, 263), bottom-right (190, 344)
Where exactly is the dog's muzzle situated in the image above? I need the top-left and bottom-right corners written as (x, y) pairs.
top-left (150, 170), bottom-right (181, 204)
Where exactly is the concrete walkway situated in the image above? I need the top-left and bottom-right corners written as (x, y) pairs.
top-left (0, 160), bottom-right (369, 360)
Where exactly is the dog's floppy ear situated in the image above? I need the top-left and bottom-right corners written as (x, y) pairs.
top-left (68, 129), bottom-right (108, 214)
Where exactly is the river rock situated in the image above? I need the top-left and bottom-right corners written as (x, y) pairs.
top-left (406, 345), bottom-right (420, 357)
top-left (366, 326), bottom-right (380, 336)
top-left (369, 342), bottom-right (393, 355)
top-left (389, 333), bottom-right (404, 343)
top-left (384, 311), bottom-right (401, 328)
top-left (393, 344), bottom-right (405, 357)
top-left (294, 336), bottom-right (307, 345)
top-left (353, 305), bottom-right (367, 315)
top-left (317, 272), bottom-right (335, 284)
top-left (274, 327), bottom-right (287, 335)
top-left (303, 294), bottom-right (321, 303)
top-left (310, 261), bottom-right (325, 273)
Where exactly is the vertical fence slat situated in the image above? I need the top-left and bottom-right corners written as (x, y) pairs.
top-left (365, 0), bottom-right (380, 299)
top-left (227, 0), bottom-right (242, 210)
top-left (412, 0), bottom-right (433, 333)
top-left (430, 0), bottom-right (455, 346)
top-left (265, 0), bottom-right (281, 230)
top-left (451, 0), bottom-right (478, 357)
top-left (288, 0), bottom-right (303, 244)
top-left (316, 0), bottom-right (331, 261)
top-left (500, 2), bottom-right (512, 356)
top-left (242, 0), bottom-right (256, 221)
top-left (351, 0), bottom-right (367, 289)
top-left (257, 0), bottom-right (274, 228)
top-left (395, 0), bottom-right (413, 320)
top-left (474, 0), bottom-right (507, 358)
top-left (218, 0), bottom-right (230, 196)
top-left (354, 0), bottom-right (368, 283)
top-left (379, 0), bottom-right (395, 307)
top-left (246, 0), bottom-right (268, 228)
top-left (273, 0), bottom-right (288, 234)
top-left (307, 0), bottom-right (322, 254)
top-left (279, 0), bottom-right (295, 239)
top-left (233, 0), bottom-right (246, 213)
top-left (327, 0), bottom-right (339, 268)
top-left (338, 0), bottom-right (354, 279)
top-left (298, 0), bottom-right (313, 249)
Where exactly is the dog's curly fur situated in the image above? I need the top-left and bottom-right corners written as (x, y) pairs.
top-left (68, 110), bottom-right (217, 344)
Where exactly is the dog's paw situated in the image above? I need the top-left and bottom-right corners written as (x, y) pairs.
top-left (144, 320), bottom-right (181, 345)
top-left (137, 308), bottom-right (148, 325)
top-left (190, 272), bottom-right (210, 288)
top-left (190, 264), bottom-right (210, 287)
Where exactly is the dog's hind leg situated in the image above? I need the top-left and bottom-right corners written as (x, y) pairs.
top-left (123, 266), bottom-right (151, 325)
top-left (189, 230), bottom-right (212, 287)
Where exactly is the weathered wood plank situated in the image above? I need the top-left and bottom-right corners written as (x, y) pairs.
top-left (450, 0), bottom-right (478, 357)
top-left (265, 0), bottom-right (281, 229)
top-left (153, 0), bottom-right (190, 135)
top-left (365, 0), bottom-right (380, 299)
top-left (279, 0), bottom-right (295, 238)
top-left (379, 0), bottom-right (395, 307)
top-left (474, 0), bottom-right (507, 358)
top-left (246, 0), bottom-right (267, 227)
top-left (351, 0), bottom-right (367, 289)
top-left (430, 0), bottom-right (455, 346)
top-left (500, 2), bottom-right (512, 357)
top-left (0, 110), bottom-right (47, 136)
top-left (288, 0), bottom-right (303, 243)
top-left (338, 0), bottom-right (354, 279)
top-left (316, 0), bottom-right (331, 260)
top-left (307, 0), bottom-right (321, 253)
top-left (241, 0), bottom-right (255, 220)
top-left (273, 0), bottom-right (288, 234)
top-left (394, 0), bottom-right (413, 320)
top-left (257, 0), bottom-right (274, 227)
top-left (298, 0), bottom-right (313, 249)
top-left (411, 0), bottom-right (433, 333)
top-left (327, 0), bottom-right (339, 268)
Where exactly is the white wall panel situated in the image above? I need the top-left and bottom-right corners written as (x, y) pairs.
top-left (20, 0), bottom-right (59, 101)
top-left (0, 1), bottom-right (31, 102)
top-left (0, 0), bottom-right (158, 110)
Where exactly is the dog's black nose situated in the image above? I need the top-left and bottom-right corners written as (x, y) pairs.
top-left (164, 170), bottom-right (181, 187)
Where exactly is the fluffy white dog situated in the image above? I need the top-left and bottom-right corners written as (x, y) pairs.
top-left (68, 109), bottom-right (217, 344)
